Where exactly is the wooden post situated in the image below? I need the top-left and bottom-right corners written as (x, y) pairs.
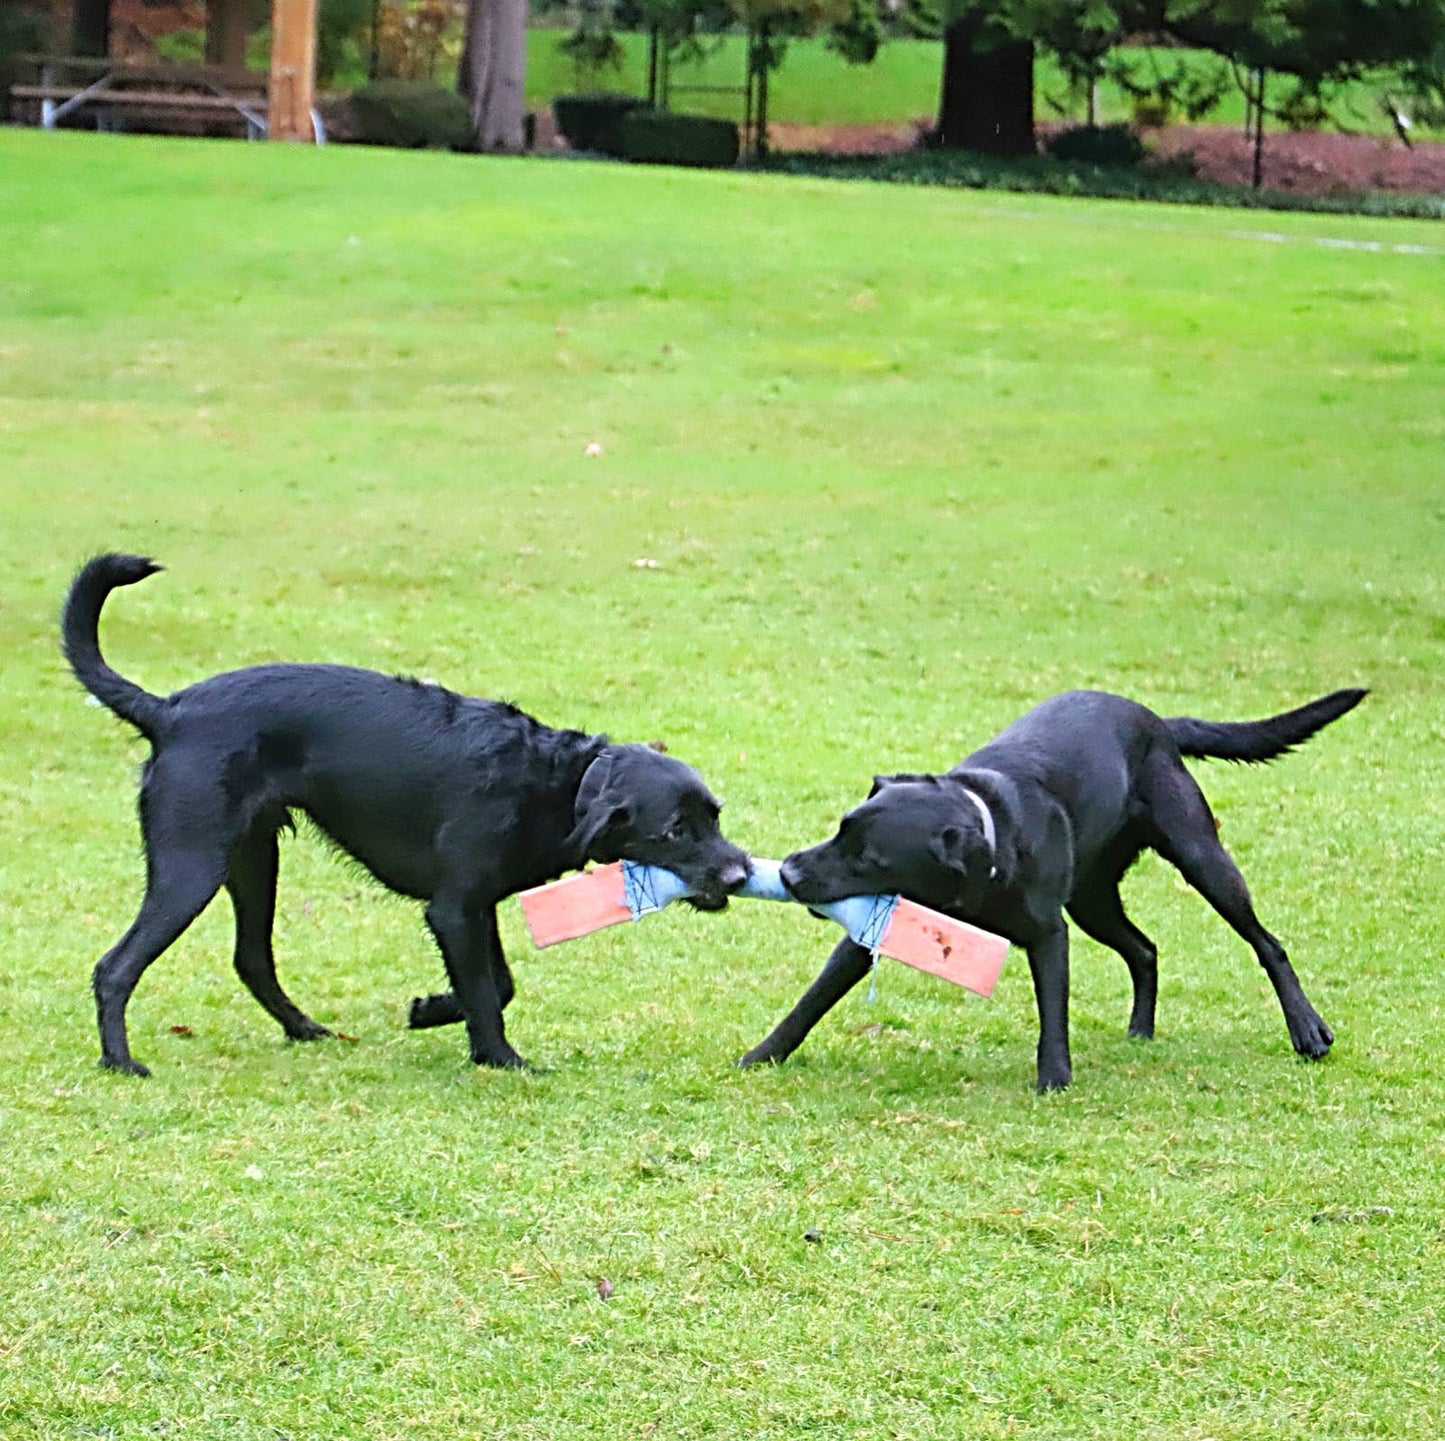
top-left (206, 0), bottom-right (251, 69)
top-left (268, 0), bottom-right (317, 141)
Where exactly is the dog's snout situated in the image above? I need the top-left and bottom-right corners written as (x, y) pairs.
top-left (779, 856), bottom-right (804, 894)
top-left (719, 860), bottom-right (750, 893)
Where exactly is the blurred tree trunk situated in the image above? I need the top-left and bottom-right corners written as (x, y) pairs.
top-left (458, 0), bottom-right (527, 153)
top-left (937, 8), bottom-right (1035, 155)
top-left (71, 0), bottom-right (110, 56)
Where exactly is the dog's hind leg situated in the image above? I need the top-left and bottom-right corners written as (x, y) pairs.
top-left (94, 848), bottom-right (226, 1076)
top-left (425, 897), bottom-right (527, 1069)
top-left (736, 937), bottom-right (873, 1068)
top-left (1067, 868), bottom-right (1159, 1040)
top-left (1143, 761), bottom-right (1333, 1060)
top-left (226, 828), bottom-right (331, 1043)
top-left (407, 991), bottom-right (465, 1029)
top-left (406, 952), bottom-right (512, 1033)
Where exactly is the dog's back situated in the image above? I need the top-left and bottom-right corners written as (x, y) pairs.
top-left (955, 690), bottom-right (1165, 839)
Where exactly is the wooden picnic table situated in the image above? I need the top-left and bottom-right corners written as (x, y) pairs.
top-left (8, 54), bottom-right (321, 142)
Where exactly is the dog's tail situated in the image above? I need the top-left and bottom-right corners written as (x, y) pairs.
top-left (1166, 689), bottom-right (1367, 764)
top-left (62, 553), bottom-right (168, 741)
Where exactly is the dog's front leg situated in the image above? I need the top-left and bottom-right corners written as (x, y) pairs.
top-left (736, 937), bottom-right (873, 1067)
top-left (1025, 922), bottom-right (1072, 1091)
top-left (424, 897), bottom-right (528, 1069)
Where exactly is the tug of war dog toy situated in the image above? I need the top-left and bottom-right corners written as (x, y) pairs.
top-left (517, 859), bottom-right (1008, 999)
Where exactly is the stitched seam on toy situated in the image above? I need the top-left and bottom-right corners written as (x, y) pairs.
top-left (622, 860), bottom-right (663, 919)
top-left (857, 894), bottom-right (898, 953)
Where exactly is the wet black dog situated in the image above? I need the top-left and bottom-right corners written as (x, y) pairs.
top-left (741, 688), bottom-right (1365, 1091)
top-left (64, 553), bottom-right (750, 1076)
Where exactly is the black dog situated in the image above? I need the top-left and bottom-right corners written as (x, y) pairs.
top-left (740, 688), bottom-right (1365, 1091)
top-left (64, 553), bottom-right (750, 1076)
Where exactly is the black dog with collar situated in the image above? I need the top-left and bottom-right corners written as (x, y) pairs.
top-left (741, 687), bottom-right (1365, 1091)
top-left (63, 553), bottom-right (750, 1076)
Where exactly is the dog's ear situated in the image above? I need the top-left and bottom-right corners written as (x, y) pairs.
top-left (928, 824), bottom-right (969, 875)
top-left (568, 800), bottom-right (634, 863)
top-left (565, 751), bottom-right (632, 862)
top-left (868, 772), bottom-right (931, 799)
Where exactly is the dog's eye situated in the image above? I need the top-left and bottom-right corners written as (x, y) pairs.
top-left (664, 825), bottom-right (684, 842)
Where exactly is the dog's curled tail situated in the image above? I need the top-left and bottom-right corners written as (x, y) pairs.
top-left (62, 552), bottom-right (167, 741)
top-left (1167, 688), bottom-right (1367, 764)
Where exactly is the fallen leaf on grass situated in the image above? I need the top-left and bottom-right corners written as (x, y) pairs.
top-left (595, 1276), bottom-right (614, 1301)
top-left (334, 1031), bottom-right (360, 1044)
top-left (1311, 1206), bottom-right (1394, 1224)
top-left (169, 1025), bottom-right (194, 1038)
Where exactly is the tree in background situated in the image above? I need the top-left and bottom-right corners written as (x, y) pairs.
top-left (926, 0), bottom-right (1445, 154)
top-left (1128, 0), bottom-right (1445, 183)
top-left (459, 0), bottom-right (527, 149)
top-left (318, 0), bottom-right (375, 82)
top-left (1390, 32), bottom-right (1445, 136)
top-left (71, 0), bottom-right (111, 55)
top-left (936, 7), bottom-right (1035, 151)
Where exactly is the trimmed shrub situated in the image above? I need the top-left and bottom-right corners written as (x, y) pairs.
top-left (1045, 123), bottom-right (1146, 167)
top-left (759, 147), bottom-right (1445, 222)
top-left (619, 111), bottom-right (740, 169)
top-left (552, 93), bottom-right (651, 157)
top-left (1132, 97), bottom-right (1172, 130)
top-left (349, 80), bottom-right (473, 150)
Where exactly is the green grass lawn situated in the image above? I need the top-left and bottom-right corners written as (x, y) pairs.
top-left (526, 32), bottom-right (1422, 136)
top-left (2, 129), bottom-right (1444, 1440)
top-left (525, 30), bottom-right (946, 127)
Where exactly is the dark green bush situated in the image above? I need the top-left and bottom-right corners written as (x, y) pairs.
top-left (759, 148), bottom-right (1445, 222)
top-left (619, 111), bottom-right (740, 169)
top-left (348, 80), bottom-right (473, 151)
top-left (552, 93), bottom-right (651, 157)
top-left (1045, 123), bottom-right (1146, 167)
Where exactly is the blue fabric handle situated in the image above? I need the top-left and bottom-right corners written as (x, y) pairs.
top-left (821, 892), bottom-right (899, 953)
top-left (623, 858), bottom-right (897, 953)
top-left (621, 861), bottom-right (695, 917)
top-left (737, 859), bottom-right (789, 902)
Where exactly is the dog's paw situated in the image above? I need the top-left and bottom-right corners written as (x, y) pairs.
top-left (1290, 1012), bottom-right (1334, 1058)
top-left (472, 1048), bottom-right (532, 1071)
top-left (408, 993), bottom-right (465, 1030)
top-left (100, 1054), bottom-right (151, 1078)
top-left (735, 1046), bottom-right (781, 1070)
top-left (1035, 1064), bottom-right (1072, 1093)
top-left (286, 1020), bottom-right (334, 1043)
